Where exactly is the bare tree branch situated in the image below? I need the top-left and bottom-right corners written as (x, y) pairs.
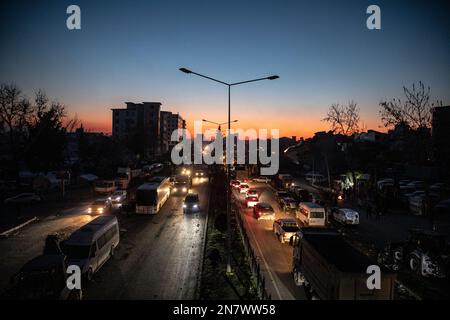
top-left (322, 101), bottom-right (360, 136)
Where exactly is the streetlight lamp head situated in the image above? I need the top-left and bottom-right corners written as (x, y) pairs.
top-left (179, 67), bottom-right (192, 74)
top-left (267, 75), bottom-right (279, 80)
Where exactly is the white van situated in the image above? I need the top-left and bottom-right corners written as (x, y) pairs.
top-left (296, 202), bottom-right (326, 227)
top-left (65, 215), bottom-right (120, 281)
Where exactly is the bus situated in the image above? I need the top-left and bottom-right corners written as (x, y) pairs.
top-left (296, 202), bottom-right (326, 227)
top-left (94, 180), bottom-right (116, 194)
top-left (65, 215), bottom-right (120, 281)
top-left (135, 177), bottom-right (171, 214)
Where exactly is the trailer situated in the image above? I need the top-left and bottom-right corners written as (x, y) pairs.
top-left (292, 228), bottom-right (396, 300)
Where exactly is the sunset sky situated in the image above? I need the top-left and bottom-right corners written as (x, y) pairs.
top-left (1, 0), bottom-right (449, 138)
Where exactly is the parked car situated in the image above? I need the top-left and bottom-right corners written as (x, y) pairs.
top-left (239, 183), bottom-right (250, 194)
top-left (253, 203), bottom-right (275, 220)
top-left (4, 193), bottom-right (41, 205)
top-left (87, 198), bottom-right (112, 215)
top-left (109, 190), bottom-right (127, 204)
top-left (245, 195), bottom-right (259, 208)
top-left (273, 218), bottom-right (299, 244)
top-left (332, 208), bottom-right (359, 225)
top-left (253, 176), bottom-right (271, 183)
top-left (183, 193), bottom-right (200, 213)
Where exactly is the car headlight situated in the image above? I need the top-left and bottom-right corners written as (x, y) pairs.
top-left (88, 207), bottom-right (92, 213)
top-left (193, 204), bottom-right (198, 208)
top-left (183, 204), bottom-right (187, 208)
top-left (116, 197), bottom-right (121, 201)
top-left (98, 208), bottom-right (104, 213)
top-left (182, 187), bottom-right (187, 192)
top-left (173, 188), bottom-right (178, 192)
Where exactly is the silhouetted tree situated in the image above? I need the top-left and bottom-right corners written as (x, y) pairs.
top-left (322, 101), bottom-right (360, 136)
top-left (379, 81), bottom-right (442, 129)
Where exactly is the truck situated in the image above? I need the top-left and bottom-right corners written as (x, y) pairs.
top-left (292, 228), bottom-right (396, 300)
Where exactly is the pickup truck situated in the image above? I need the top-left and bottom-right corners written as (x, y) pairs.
top-left (273, 218), bottom-right (300, 244)
top-left (292, 228), bottom-right (396, 300)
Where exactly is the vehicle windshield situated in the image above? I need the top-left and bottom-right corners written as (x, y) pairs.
top-left (283, 225), bottom-right (299, 232)
top-left (65, 245), bottom-right (91, 259)
top-left (310, 211), bottom-right (324, 219)
top-left (185, 195), bottom-right (199, 203)
top-left (136, 189), bottom-right (157, 205)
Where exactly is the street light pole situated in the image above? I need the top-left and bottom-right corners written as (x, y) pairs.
top-left (179, 67), bottom-right (279, 274)
top-left (227, 84), bottom-right (232, 274)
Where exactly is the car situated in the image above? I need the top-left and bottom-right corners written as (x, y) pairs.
top-left (245, 195), bottom-right (259, 208)
top-left (280, 197), bottom-right (297, 214)
top-left (253, 176), bottom-right (271, 183)
top-left (183, 193), bottom-right (200, 213)
top-left (246, 189), bottom-right (259, 198)
top-left (239, 183), bottom-right (250, 194)
top-left (6, 254), bottom-right (82, 300)
top-left (407, 181), bottom-right (425, 190)
top-left (4, 193), bottom-right (41, 205)
top-left (109, 190), bottom-right (127, 204)
top-left (273, 218), bottom-right (300, 244)
top-left (87, 198), bottom-right (112, 215)
top-left (275, 191), bottom-right (289, 203)
top-left (230, 180), bottom-right (241, 188)
top-left (194, 170), bottom-right (206, 177)
top-left (253, 203), bottom-right (275, 220)
top-left (332, 208), bottom-right (359, 225)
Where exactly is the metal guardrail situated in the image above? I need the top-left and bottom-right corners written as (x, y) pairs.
top-left (232, 201), bottom-right (271, 300)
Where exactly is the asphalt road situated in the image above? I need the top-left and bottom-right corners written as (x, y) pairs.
top-left (0, 203), bottom-right (94, 294)
top-left (84, 177), bottom-right (209, 299)
top-left (233, 182), bottom-right (306, 300)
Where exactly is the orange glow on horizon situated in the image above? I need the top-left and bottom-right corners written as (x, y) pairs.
top-left (70, 103), bottom-right (384, 139)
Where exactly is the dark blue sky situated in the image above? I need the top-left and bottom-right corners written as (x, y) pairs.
top-left (1, 0), bottom-right (449, 136)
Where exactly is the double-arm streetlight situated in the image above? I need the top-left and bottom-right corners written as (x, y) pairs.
top-left (179, 67), bottom-right (279, 274)
top-left (202, 119), bottom-right (238, 132)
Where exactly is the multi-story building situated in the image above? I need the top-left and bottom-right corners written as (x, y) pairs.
top-left (112, 102), bottom-right (161, 159)
top-left (160, 111), bottom-right (186, 154)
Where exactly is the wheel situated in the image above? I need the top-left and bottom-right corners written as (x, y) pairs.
top-left (409, 255), bottom-right (421, 274)
top-left (87, 268), bottom-right (94, 282)
top-left (293, 270), bottom-right (305, 286)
